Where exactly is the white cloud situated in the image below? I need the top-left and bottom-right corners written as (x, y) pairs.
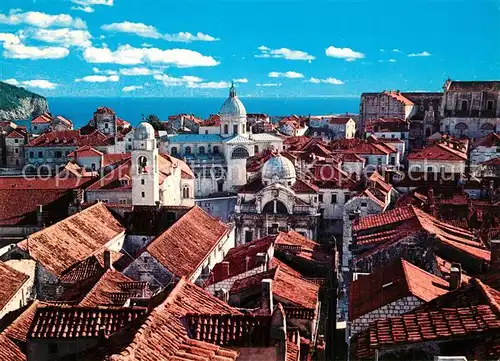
top-left (257, 83), bottom-right (281, 87)
top-left (71, 6), bottom-right (94, 13)
top-left (92, 67), bottom-right (118, 75)
top-left (380, 49), bottom-right (385, 52)
top-left (75, 74), bottom-right (119, 82)
top-left (307, 77), bottom-right (344, 85)
top-left (163, 32), bottom-right (219, 42)
top-left (0, 10), bottom-right (86, 29)
top-left (408, 51), bottom-right (431, 57)
top-left (154, 74), bottom-right (203, 86)
top-left (102, 21), bottom-right (218, 42)
top-left (4, 78), bottom-right (58, 89)
top-left (120, 67), bottom-right (162, 76)
top-left (233, 78), bottom-right (248, 83)
top-left (256, 46), bottom-right (315, 61)
top-left (83, 45), bottom-right (220, 67)
top-left (101, 21), bottom-right (161, 39)
top-left (388, 58), bottom-right (397, 63)
top-left (392, 48), bottom-right (402, 53)
top-left (325, 46), bottom-right (365, 61)
top-left (0, 33), bottom-right (20, 45)
top-left (141, 43), bottom-right (153, 47)
top-left (30, 28), bottom-right (92, 48)
top-left (187, 81), bottom-right (229, 89)
top-left (122, 85), bottom-right (143, 92)
top-left (1, 38), bottom-right (69, 59)
top-left (268, 71), bottom-right (304, 79)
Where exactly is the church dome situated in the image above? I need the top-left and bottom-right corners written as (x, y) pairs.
top-left (220, 83), bottom-right (246, 117)
top-left (134, 122), bottom-right (155, 141)
top-left (262, 154), bottom-right (296, 186)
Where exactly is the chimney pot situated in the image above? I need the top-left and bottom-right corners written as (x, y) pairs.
top-left (449, 263), bottom-right (462, 290)
top-left (256, 252), bottom-right (268, 271)
top-left (221, 261), bottom-right (230, 276)
top-left (491, 239), bottom-right (500, 267)
top-left (261, 279), bottom-right (273, 313)
top-left (103, 250), bottom-right (112, 270)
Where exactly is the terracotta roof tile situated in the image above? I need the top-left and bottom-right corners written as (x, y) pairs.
top-left (207, 237), bottom-right (274, 285)
top-left (1, 301), bottom-right (44, 343)
top-left (0, 262), bottom-right (29, 312)
top-left (28, 306), bottom-right (146, 339)
top-left (385, 90), bottom-right (414, 105)
top-left (26, 130), bottom-right (112, 148)
top-left (17, 203), bottom-right (124, 277)
top-left (275, 231), bottom-right (330, 263)
top-left (145, 206), bottom-right (229, 279)
top-left (0, 334), bottom-right (25, 361)
top-left (349, 259), bottom-right (449, 320)
top-left (407, 141), bottom-right (468, 161)
top-left (31, 113), bottom-right (52, 124)
top-left (67, 145), bottom-right (103, 158)
top-left (472, 132), bottom-right (500, 149)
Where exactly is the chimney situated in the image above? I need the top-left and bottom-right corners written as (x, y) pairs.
top-left (261, 279), bottom-right (274, 313)
top-left (36, 205), bottom-right (44, 226)
top-left (216, 289), bottom-right (229, 303)
top-left (491, 239), bottom-right (500, 267)
top-left (103, 250), bottom-right (112, 270)
top-left (245, 256), bottom-right (250, 272)
top-left (256, 252), bottom-right (269, 271)
top-left (221, 261), bottom-right (230, 276)
top-left (449, 263), bottom-right (462, 290)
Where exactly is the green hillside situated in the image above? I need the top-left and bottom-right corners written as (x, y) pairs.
top-left (0, 81), bottom-right (45, 111)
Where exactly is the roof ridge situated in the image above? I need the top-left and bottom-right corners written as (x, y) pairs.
top-left (399, 259), bottom-right (414, 296)
top-left (474, 278), bottom-right (500, 315)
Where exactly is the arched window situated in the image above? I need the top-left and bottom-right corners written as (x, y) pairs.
top-left (231, 147), bottom-right (250, 159)
top-left (213, 146), bottom-right (220, 154)
top-left (480, 123), bottom-right (494, 130)
top-left (185, 146), bottom-right (192, 154)
top-left (199, 146), bottom-right (205, 154)
top-left (425, 128), bottom-right (431, 137)
top-left (138, 156), bottom-right (148, 173)
top-left (171, 147), bottom-right (178, 155)
top-left (455, 122), bottom-right (468, 136)
top-left (262, 200), bottom-right (289, 214)
top-left (183, 186), bottom-right (190, 199)
top-left (224, 125), bottom-right (228, 134)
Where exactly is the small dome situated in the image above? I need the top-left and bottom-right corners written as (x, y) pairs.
top-left (134, 122), bottom-right (155, 141)
top-left (262, 155), bottom-right (296, 186)
top-left (220, 83), bottom-right (246, 117)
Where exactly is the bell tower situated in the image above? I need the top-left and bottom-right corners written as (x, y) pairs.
top-left (132, 122), bottom-right (159, 206)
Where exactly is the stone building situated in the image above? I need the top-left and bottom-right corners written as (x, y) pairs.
top-left (0, 260), bottom-right (35, 319)
top-left (306, 116), bottom-right (356, 141)
top-left (470, 132), bottom-right (500, 173)
top-left (4, 128), bottom-right (27, 169)
top-left (349, 258), bottom-right (450, 335)
top-left (440, 80), bottom-right (500, 138)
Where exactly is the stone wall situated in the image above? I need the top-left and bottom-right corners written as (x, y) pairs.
top-left (350, 296), bottom-right (422, 335)
top-left (123, 251), bottom-right (174, 290)
top-left (204, 265), bottom-right (266, 294)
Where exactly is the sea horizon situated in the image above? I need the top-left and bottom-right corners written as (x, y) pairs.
top-left (47, 96), bottom-right (361, 128)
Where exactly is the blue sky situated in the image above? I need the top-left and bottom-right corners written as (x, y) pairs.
top-left (0, 0), bottom-right (498, 97)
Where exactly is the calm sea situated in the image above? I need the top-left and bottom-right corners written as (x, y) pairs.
top-left (45, 97), bottom-right (360, 128)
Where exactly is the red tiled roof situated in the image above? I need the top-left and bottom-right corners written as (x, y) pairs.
top-left (472, 132), bottom-right (500, 149)
top-left (2, 301), bottom-right (43, 344)
top-left (385, 90), bottom-right (414, 105)
top-left (28, 306), bottom-right (146, 339)
top-left (407, 142), bottom-right (468, 161)
top-left (275, 231), bottom-right (330, 263)
top-left (349, 259), bottom-right (449, 320)
top-left (102, 152), bottom-right (131, 167)
top-left (67, 145), bottom-right (103, 158)
top-left (94, 107), bottom-right (116, 115)
top-left (328, 116), bottom-right (352, 125)
top-left (200, 114), bottom-right (221, 126)
top-left (435, 255), bottom-right (472, 285)
top-left (25, 130), bottom-right (112, 148)
top-left (0, 334), bottom-right (26, 361)
top-left (145, 206), bottom-right (229, 279)
top-left (291, 179), bottom-right (318, 193)
top-left (107, 278), bottom-right (241, 360)
top-left (17, 203), bottom-right (124, 277)
top-left (365, 117), bottom-right (409, 133)
top-left (0, 262), bottom-right (29, 312)
top-left (5, 130), bottom-right (24, 139)
top-left (353, 205), bottom-right (416, 231)
top-left (230, 259), bottom-right (320, 309)
top-left (351, 278), bottom-right (500, 359)
top-left (31, 113), bottom-right (52, 124)
top-left (207, 236), bottom-right (274, 285)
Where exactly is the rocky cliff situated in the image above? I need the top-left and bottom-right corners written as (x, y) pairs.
top-left (0, 81), bottom-right (49, 121)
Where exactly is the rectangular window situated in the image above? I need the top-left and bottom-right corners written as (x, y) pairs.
top-left (245, 231), bottom-right (253, 243)
top-left (14, 139), bottom-right (19, 143)
top-left (318, 194), bottom-right (323, 203)
top-left (224, 125), bottom-right (228, 134)
top-left (38, 151), bottom-right (43, 158)
top-left (331, 194), bottom-right (337, 204)
top-left (344, 193), bottom-right (351, 203)
top-left (487, 100), bottom-right (494, 110)
top-left (377, 158), bottom-right (382, 165)
top-left (29, 151), bottom-right (34, 158)
top-left (14, 148), bottom-right (18, 154)
top-left (55, 151), bottom-right (62, 158)
top-left (401, 133), bottom-right (405, 139)
top-left (141, 179), bottom-right (145, 185)
top-left (91, 163), bottom-right (96, 171)
top-left (233, 125), bottom-right (238, 134)
top-left (361, 201), bottom-right (367, 207)
top-left (141, 192), bottom-right (145, 198)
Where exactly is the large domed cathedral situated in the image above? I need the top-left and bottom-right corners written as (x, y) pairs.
top-left (161, 83), bottom-right (283, 199)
